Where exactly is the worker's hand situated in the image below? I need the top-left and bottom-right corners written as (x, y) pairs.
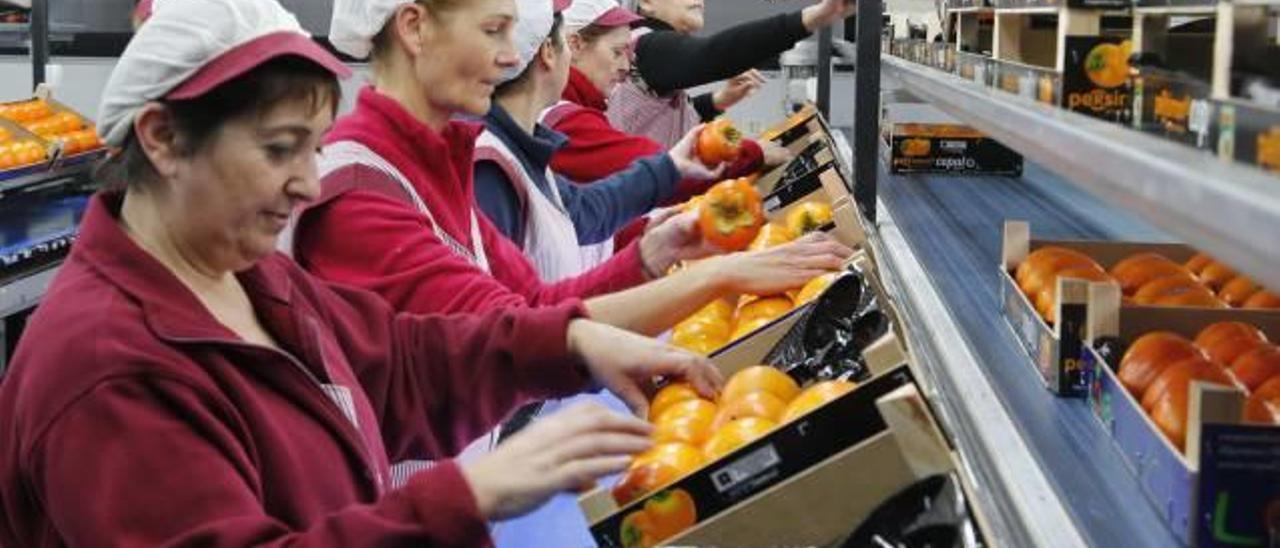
top-left (760, 140), bottom-right (794, 167)
top-left (567, 318), bottom-right (724, 416)
top-left (669, 124), bottom-right (725, 180)
top-left (638, 210), bottom-right (721, 277)
top-left (802, 0), bottom-right (857, 32)
top-left (643, 206), bottom-right (682, 232)
top-left (712, 69), bottom-right (767, 111)
top-left (696, 232), bottom-right (853, 296)
top-left (461, 402), bottom-right (653, 521)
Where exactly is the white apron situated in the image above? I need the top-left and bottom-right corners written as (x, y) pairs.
top-left (286, 140), bottom-right (495, 488)
top-left (606, 28), bottom-right (701, 150)
top-left (474, 130), bottom-right (611, 281)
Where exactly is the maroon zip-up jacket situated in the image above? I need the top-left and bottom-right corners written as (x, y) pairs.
top-left (0, 192), bottom-right (591, 546)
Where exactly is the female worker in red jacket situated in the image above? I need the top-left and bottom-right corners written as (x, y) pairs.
top-left (296, 0), bottom-right (852, 335)
top-left (547, 0), bottom-right (791, 203)
top-left (0, 0), bottom-right (725, 545)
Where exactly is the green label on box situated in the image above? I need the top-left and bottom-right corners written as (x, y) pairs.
top-left (1197, 425), bottom-right (1280, 547)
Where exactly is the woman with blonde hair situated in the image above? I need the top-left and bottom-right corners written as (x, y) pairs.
top-left (297, 0), bottom-right (852, 334)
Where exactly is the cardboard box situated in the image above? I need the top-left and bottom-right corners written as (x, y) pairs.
top-left (1132, 0), bottom-right (1215, 7)
top-left (1215, 98), bottom-right (1280, 175)
top-left (662, 384), bottom-right (973, 547)
top-left (956, 51), bottom-right (993, 87)
top-left (993, 0), bottom-right (1129, 8)
top-left (981, 38), bottom-right (1132, 124)
top-left (989, 58), bottom-right (1061, 106)
top-left (0, 86), bottom-right (108, 179)
top-left (708, 250), bottom-right (884, 364)
top-left (1082, 285), bottom-right (1280, 546)
top-left (668, 170), bottom-right (868, 360)
top-left (882, 103), bottom-right (1023, 176)
top-left (761, 162), bottom-right (867, 253)
top-left (755, 132), bottom-right (839, 198)
top-left (579, 358), bottom-right (942, 547)
top-left (0, 117), bottom-right (51, 181)
top-left (759, 104), bottom-right (827, 154)
top-left (579, 254), bottom-right (934, 547)
top-left (1133, 67), bottom-right (1217, 150)
top-left (892, 40), bottom-right (957, 73)
top-left (999, 220), bottom-right (1198, 396)
top-left (1060, 36), bottom-right (1133, 124)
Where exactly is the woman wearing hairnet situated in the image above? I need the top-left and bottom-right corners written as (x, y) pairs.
top-left (295, 0), bottom-right (851, 335)
top-left (0, 0), bottom-right (728, 544)
top-left (472, 0), bottom-right (722, 283)
top-left (609, 0), bottom-right (855, 149)
top-left (465, 2), bottom-right (847, 544)
top-left (547, 0), bottom-right (791, 204)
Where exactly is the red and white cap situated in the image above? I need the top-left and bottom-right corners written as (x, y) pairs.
top-left (99, 0), bottom-right (351, 147)
top-left (132, 0), bottom-right (154, 24)
top-left (501, 0), bottom-right (574, 83)
top-left (562, 0), bottom-right (642, 31)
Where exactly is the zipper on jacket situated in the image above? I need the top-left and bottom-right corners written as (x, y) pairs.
top-left (164, 335), bottom-right (387, 493)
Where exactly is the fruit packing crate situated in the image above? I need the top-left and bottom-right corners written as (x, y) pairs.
top-left (1128, 1), bottom-right (1280, 173)
top-left (703, 248), bottom-right (897, 386)
top-left (581, 380), bottom-right (987, 547)
top-left (0, 85), bottom-right (108, 181)
top-left (578, 247), bottom-right (980, 546)
top-left (578, 310), bottom-right (978, 546)
top-left (879, 100), bottom-right (1024, 176)
top-left (758, 104), bottom-right (831, 156)
top-left (1081, 287), bottom-right (1280, 546)
top-left (999, 220), bottom-right (1203, 396)
top-left (684, 160), bottom-right (868, 351)
top-left (934, 0), bottom-right (1135, 120)
top-left (927, 0), bottom-right (1280, 173)
top-left (753, 106), bottom-right (870, 254)
top-left (755, 104), bottom-right (852, 198)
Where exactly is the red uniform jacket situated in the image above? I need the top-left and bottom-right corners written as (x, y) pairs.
top-left (550, 67), bottom-right (765, 201)
top-left (0, 192), bottom-right (591, 546)
top-left (293, 87), bottom-right (648, 316)
top-left (549, 68), bottom-right (766, 246)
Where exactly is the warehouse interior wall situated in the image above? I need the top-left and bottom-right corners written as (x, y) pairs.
top-left (2, 1), bottom-right (866, 128)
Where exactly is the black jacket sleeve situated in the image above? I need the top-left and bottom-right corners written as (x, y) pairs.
top-left (692, 93), bottom-right (720, 122)
top-left (635, 12), bottom-right (810, 95)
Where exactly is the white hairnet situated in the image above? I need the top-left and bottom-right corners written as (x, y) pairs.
top-left (329, 0), bottom-right (413, 60)
top-left (562, 0), bottom-right (640, 31)
top-left (502, 0), bottom-right (559, 84)
top-left (97, 0), bottom-right (313, 147)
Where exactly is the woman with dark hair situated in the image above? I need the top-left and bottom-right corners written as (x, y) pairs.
top-left (473, 0), bottom-right (722, 282)
top-left (0, 0), bottom-right (723, 544)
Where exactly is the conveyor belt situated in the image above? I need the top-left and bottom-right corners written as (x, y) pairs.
top-left (0, 192), bottom-right (86, 283)
top-left (876, 158), bottom-right (1181, 547)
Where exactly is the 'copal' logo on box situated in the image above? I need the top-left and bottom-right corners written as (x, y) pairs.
top-left (935, 157), bottom-right (977, 170)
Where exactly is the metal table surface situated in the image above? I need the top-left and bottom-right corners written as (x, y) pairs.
top-left (871, 154), bottom-right (1182, 546)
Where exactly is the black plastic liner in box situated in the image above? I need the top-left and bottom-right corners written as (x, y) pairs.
top-left (775, 139), bottom-right (835, 190)
top-left (838, 473), bottom-right (986, 548)
top-left (764, 263), bottom-right (892, 386)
